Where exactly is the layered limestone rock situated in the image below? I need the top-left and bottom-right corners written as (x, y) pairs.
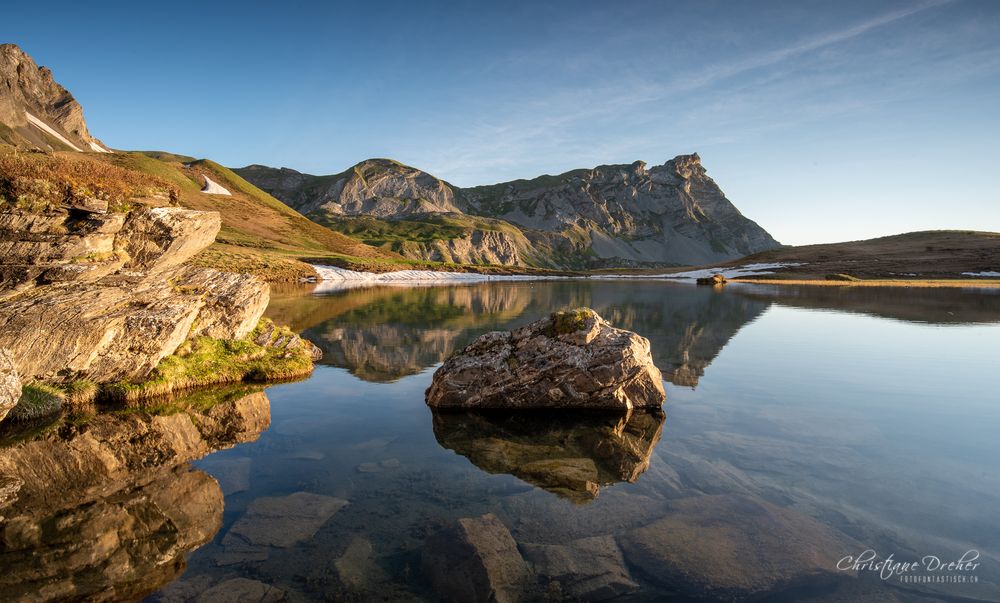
top-left (0, 43), bottom-right (109, 152)
top-left (392, 227), bottom-right (525, 266)
top-left (0, 205), bottom-right (269, 385)
top-left (462, 154), bottom-right (781, 266)
top-left (425, 308), bottom-right (665, 410)
top-left (0, 389), bottom-right (270, 600)
top-left (0, 349), bottom-right (19, 422)
top-left (431, 409), bottom-right (664, 503)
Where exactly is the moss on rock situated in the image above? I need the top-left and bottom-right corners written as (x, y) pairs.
top-left (105, 318), bottom-right (315, 403)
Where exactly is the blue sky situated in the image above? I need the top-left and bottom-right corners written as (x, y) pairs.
top-left (4, 0), bottom-right (999, 245)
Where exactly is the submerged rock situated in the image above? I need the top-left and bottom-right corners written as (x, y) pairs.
top-left (221, 491), bottom-right (347, 549)
top-left (0, 349), bottom-right (19, 422)
top-left (521, 535), bottom-right (639, 601)
top-left (618, 494), bottom-right (855, 600)
top-left (425, 308), bottom-right (664, 410)
top-left (422, 513), bottom-right (531, 603)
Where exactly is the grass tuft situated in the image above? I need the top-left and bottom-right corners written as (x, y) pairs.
top-left (104, 319), bottom-right (314, 403)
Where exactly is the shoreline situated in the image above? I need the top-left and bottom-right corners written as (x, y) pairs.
top-left (730, 278), bottom-right (1000, 289)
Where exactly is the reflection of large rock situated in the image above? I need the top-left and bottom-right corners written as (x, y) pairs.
top-left (427, 309), bottom-right (665, 410)
top-left (0, 349), bottom-right (19, 422)
top-left (0, 389), bottom-right (270, 600)
top-left (619, 494), bottom-right (854, 600)
top-left (431, 409), bottom-right (664, 503)
top-left (0, 467), bottom-right (221, 603)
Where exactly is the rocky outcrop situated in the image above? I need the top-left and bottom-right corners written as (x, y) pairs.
top-left (236, 159), bottom-right (462, 218)
top-left (0, 205), bottom-right (269, 385)
top-left (422, 513), bottom-right (531, 603)
top-left (0, 349), bottom-right (19, 422)
top-left (393, 227), bottom-right (525, 266)
top-left (431, 409), bottom-right (664, 503)
top-left (463, 154), bottom-right (780, 266)
top-left (0, 389), bottom-right (270, 600)
top-left (0, 44), bottom-right (109, 152)
top-left (426, 308), bottom-right (665, 410)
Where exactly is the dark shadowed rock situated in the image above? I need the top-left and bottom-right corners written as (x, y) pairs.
top-left (696, 273), bottom-right (728, 286)
top-left (426, 308), bottom-right (664, 410)
top-left (520, 535), bottom-right (638, 601)
top-left (195, 578), bottom-right (286, 603)
top-left (0, 349), bottom-right (19, 422)
top-left (619, 494), bottom-right (855, 600)
top-left (422, 513), bottom-right (531, 603)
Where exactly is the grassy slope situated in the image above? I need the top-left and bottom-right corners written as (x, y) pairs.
top-left (114, 152), bottom-right (408, 280)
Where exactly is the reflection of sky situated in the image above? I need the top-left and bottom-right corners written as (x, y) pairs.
top-left (196, 286), bottom-right (1000, 596)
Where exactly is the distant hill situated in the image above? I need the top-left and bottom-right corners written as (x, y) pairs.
top-left (235, 155), bottom-right (781, 269)
top-left (730, 230), bottom-right (1000, 279)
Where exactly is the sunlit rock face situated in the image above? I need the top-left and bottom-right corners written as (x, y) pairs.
top-left (431, 409), bottom-right (664, 503)
top-left (0, 389), bottom-right (270, 601)
top-left (426, 309), bottom-right (665, 410)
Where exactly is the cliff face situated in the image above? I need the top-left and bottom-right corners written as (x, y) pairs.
top-left (237, 154), bottom-right (780, 268)
top-left (461, 154), bottom-right (780, 266)
top-left (0, 44), bottom-right (110, 153)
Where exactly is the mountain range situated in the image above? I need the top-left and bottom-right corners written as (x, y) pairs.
top-left (235, 155), bottom-right (781, 269)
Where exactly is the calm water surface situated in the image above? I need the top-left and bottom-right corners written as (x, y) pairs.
top-left (5, 281), bottom-right (1000, 602)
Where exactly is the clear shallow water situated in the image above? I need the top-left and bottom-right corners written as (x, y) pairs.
top-left (3, 281), bottom-right (999, 601)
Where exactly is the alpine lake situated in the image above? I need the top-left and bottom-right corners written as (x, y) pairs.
top-left (3, 279), bottom-right (999, 602)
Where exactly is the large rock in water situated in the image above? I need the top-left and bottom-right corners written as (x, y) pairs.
top-left (425, 308), bottom-right (665, 410)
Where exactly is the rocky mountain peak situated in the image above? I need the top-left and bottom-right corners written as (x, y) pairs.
top-left (0, 43), bottom-right (108, 152)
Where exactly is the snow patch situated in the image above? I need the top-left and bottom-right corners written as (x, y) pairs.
top-left (25, 111), bottom-right (83, 152)
top-left (312, 265), bottom-right (558, 293)
top-left (593, 262), bottom-right (806, 281)
top-left (88, 140), bottom-right (111, 153)
top-left (962, 271), bottom-right (1000, 278)
top-left (201, 175), bottom-right (232, 196)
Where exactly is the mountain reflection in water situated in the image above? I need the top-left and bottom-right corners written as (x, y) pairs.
top-left (431, 409), bottom-right (665, 503)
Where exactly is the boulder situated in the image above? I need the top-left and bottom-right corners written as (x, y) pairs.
top-left (0, 349), bottom-right (19, 422)
top-left (117, 207), bottom-right (221, 273)
top-left (425, 308), bottom-right (664, 410)
top-left (696, 273), bottom-right (727, 286)
top-left (422, 513), bottom-right (531, 603)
